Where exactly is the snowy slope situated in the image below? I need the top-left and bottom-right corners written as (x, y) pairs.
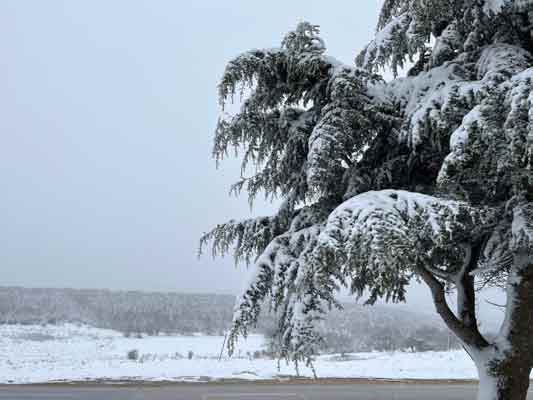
top-left (0, 323), bottom-right (500, 384)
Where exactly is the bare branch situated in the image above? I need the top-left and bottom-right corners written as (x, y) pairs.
top-left (485, 299), bottom-right (506, 309)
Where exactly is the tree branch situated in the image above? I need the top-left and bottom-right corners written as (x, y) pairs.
top-left (456, 244), bottom-right (482, 330)
top-left (416, 260), bottom-right (489, 350)
top-left (424, 265), bottom-right (456, 282)
top-left (485, 299), bottom-right (506, 310)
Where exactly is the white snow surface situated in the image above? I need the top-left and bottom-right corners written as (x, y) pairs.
top-left (0, 323), bottom-right (507, 384)
top-left (483, 0), bottom-right (507, 13)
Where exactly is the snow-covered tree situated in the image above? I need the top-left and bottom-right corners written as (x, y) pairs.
top-left (201, 2), bottom-right (533, 398)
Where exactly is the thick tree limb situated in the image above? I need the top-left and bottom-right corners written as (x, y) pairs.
top-left (455, 244), bottom-right (483, 333)
top-left (416, 262), bottom-right (489, 349)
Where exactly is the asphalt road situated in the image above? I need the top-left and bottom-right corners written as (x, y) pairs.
top-left (2, 382), bottom-right (533, 400)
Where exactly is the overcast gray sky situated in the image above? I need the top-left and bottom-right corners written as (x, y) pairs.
top-left (1, 0), bottom-right (381, 293)
top-left (0, 0), bottom-right (506, 328)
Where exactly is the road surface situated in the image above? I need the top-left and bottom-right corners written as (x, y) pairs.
top-left (1, 381), bottom-right (532, 400)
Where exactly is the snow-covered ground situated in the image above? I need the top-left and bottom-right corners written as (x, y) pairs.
top-left (0, 323), bottom-right (482, 384)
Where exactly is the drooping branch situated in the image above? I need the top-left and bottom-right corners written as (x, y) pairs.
top-left (314, 190), bottom-right (496, 331)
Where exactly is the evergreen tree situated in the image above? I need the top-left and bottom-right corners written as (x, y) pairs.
top-left (202, 3), bottom-right (533, 399)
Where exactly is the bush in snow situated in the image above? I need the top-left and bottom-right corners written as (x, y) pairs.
top-left (127, 349), bottom-right (139, 361)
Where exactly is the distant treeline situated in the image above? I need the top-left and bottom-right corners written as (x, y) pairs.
top-left (303, 304), bottom-right (461, 353)
top-left (0, 287), bottom-right (234, 335)
top-left (0, 286), bottom-right (460, 352)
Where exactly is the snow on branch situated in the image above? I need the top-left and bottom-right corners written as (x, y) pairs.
top-left (199, 215), bottom-right (287, 266)
top-left (356, 13), bottom-right (416, 76)
top-left (438, 64), bottom-right (533, 204)
top-left (316, 190), bottom-right (496, 303)
top-left (306, 67), bottom-right (397, 195)
top-left (380, 44), bottom-right (532, 149)
top-left (226, 203), bottom-right (339, 368)
top-left (226, 190), bottom-right (496, 365)
top-left (511, 202), bottom-right (533, 252)
top-left (214, 22), bottom-right (397, 205)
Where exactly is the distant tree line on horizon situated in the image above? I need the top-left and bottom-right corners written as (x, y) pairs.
top-left (265, 304), bottom-right (461, 354)
top-left (0, 286), bottom-right (234, 336)
top-left (0, 286), bottom-right (460, 353)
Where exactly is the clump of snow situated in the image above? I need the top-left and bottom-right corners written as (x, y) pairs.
top-left (511, 203), bottom-right (533, 250)
top-left (319, 190), bottom-right (465, 253)
top-left (476, 45), bottom-right (531, 80)
top-left (484, 0), bottom-right (533, 13)
top-left (384, 62), bottom-right (469, 146)
top-left (359, 14), bottom-right (410, 70)
top-left (438, 107), bottom-right (482, 183)
top-left (483, 0), bottom-right (507, 14)
top-left (515, 0), bottom-right (533, 11)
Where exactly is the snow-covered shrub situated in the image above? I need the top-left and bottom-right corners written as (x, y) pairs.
top-left (127, 349), bottom-right (139, 361)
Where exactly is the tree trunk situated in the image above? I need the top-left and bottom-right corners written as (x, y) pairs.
top-left (475, 251), bottom-right (533, 400)
top-left (419, 243), bottom-right (533, 399)
top-left (476, 356), bottom-right (532, 400)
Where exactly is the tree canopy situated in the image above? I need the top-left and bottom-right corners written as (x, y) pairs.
top-left (201, 2), bottom-right (532, 395)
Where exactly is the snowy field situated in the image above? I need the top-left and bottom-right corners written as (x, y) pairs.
top-left (0, 323), bottom-right (484, 384)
